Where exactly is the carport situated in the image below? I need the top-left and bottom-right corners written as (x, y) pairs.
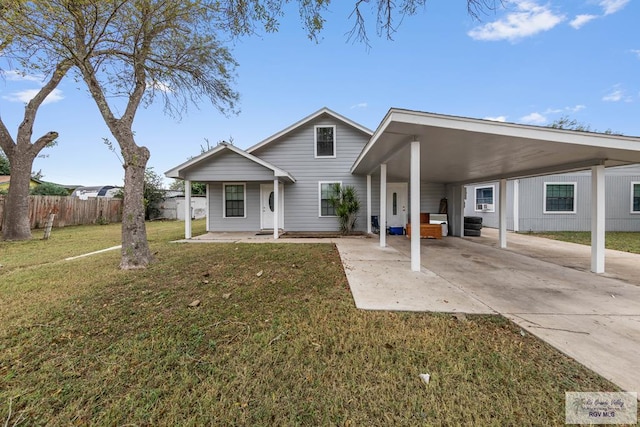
top-left (351, 108), bottom-right (640, 273)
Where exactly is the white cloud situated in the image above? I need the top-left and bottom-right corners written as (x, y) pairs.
top-left (1, 70), bottom-right (44, 83)
top-left (631, 49), bottom-right (640, 59)
top-left (350, 102), bottom-right (368, 109)
top-left (484, 115), bottom-right (507, 122)
top-left (520, 112), bottom-right (547, 124)
top-left (599, 0), bottom-right (629, 15)
top-left (570, 14), bottom-right (597, 29)
top-left (543, 105), bottom-right (586, 114)
top-left (2, 88), bottom-right (64, 105)
top-left (602, 89), bottom-right (624, 102)
top-left (467, 1), bottom-right (565, 42)
top-left (147, 80), bottom-right (172, 93)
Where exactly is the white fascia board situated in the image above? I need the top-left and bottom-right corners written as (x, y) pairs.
top-left (390, 109), bottom-right (640, 150)
top-left (351, 108), bottom-right (398, 175)
top-left (223, 143), bottom-right (295, 182)
top-left (247, 107), bottom-right (373, 154)
top-left (164, 144), bottom-right (227, 178)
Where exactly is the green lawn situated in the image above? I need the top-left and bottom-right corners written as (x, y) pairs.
top-left (0, 221), bottom-right (628, 425)
top-left (526, 231), bottom-right (640, 254)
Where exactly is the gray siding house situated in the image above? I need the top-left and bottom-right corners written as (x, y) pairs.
top-left (167, 107), bottom-right (640, 273)
top-left (464, 164), bottom-right (640, 232)
top-left (165, 108), bottom-right (447, 235)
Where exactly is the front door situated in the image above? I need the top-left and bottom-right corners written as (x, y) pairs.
top-left (386, 182), bottom-right (408, 227)
top-left (261, 183), bottom-right (284, 230)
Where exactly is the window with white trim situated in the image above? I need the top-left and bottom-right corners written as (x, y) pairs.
top-left (474, 185), bottom-right (495, 212)
top-left (315, 125), bottom-right (336, 158)
top-left (223, 183), bottom-right (245, 218)
top-left (319, 181), bottom-right (340, 217)
top-left (544, 182), bottom-right (576, 213)
top-left (632, 182), bottom-right (640, 213)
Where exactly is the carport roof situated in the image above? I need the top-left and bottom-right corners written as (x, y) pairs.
top-left (351, 108), bottom-right (640, 184)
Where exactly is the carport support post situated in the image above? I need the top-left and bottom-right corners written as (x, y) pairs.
top-left (512, 180), bottom-right (519, 232)
top-left (273, 178), bottom-right (279, 240)
top-left (410, 141), bottom-right (421, 271)
top-left (591, 165), bottom-right (605, 273)
top-left (185, 179), bottom-right (192, 239)
top-left (366, 174), bottom-right (372, 234)
top-left (459, 185), bottom-right (466, 238)
top-left (380, 164), bottom-right (387, 247)
top-left (499, 178), bottom-right (507, 248)
top-left (205, 183), bottom-right (210, 232)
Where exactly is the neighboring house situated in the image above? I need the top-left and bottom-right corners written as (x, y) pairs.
top-left (0, 175), bottom-right (43, 191)
top-left (167, 107), bottom-right (640, 274)
top-left (71, 185), bottom-right (122, 199)
top-left (464, 164), bottom-right (640, 232)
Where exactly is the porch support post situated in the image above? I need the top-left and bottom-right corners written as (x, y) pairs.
top-left (499, 178), bottom-right (507, 248)
top-left (591, 165), bottom-right (605, 273)
top-left (366, 174), bottom-right (372, 234)
top-left (380, 164), bottom-right (387, 247)
top-left (273, 178), bottom-right (279, 240)
top-left (512, 179), bottom-right (519, 233)
top-left (410, 140), bottom-right (421, 272)
top-left (205, 183), bottom-right (211, 232)
top-left (459, 185), bottom-right (466, 238)
top-left (184, 179), bottom-right (192, 239)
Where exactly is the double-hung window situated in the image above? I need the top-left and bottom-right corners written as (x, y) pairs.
top-left (319, 181), bottom-right (340, 217)
top-left (474, 185), bottom-right (495, 212)
top-left (223, 183), bottom-right (245, 218)
top-left (315, 125), bottom-right (336, 158)
top-left (632, 182), bottom-right (640, 213)
top-left (544, 183), bottom-right (576, 213)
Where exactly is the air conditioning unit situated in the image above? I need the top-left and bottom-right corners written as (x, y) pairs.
top-left (477, 203), bottom-right (493, 211)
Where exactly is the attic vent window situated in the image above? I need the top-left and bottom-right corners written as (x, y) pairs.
top-left (315, 125), bottom-right (336, 158)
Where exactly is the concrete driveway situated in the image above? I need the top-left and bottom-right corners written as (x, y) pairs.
top-left (335, 230), bottom-right (640, 395)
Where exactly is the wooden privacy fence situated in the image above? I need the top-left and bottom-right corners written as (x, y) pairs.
top-left (0, 196), bottom-right (123, 230)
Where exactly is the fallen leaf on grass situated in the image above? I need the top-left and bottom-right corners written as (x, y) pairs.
top-left (256, 270), bottom-right (263, 277)
top-left (188, 300), bottom-right (201, 307)
top-left (222, 293), bottom-right (231, 300)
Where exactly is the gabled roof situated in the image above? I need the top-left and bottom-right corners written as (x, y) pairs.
top-left (165, 142), bottom-right (295, 182)
top-left (246, 107), bottom-right (373, 153)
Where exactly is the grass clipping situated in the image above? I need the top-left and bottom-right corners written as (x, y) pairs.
top-left (0, 226), bottom-right (625, 425)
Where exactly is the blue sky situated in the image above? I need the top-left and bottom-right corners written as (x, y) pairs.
top-left (1, 0), bottom-right (639, 187)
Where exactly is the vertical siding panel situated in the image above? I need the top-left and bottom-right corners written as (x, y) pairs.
top-left (252, 116), bottom-right (371, 232)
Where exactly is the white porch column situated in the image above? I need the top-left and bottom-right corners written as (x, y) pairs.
top-left (499, 178), bottom-right (507, 248)
top-left (273, 179), bottom-right (279, 240)
top-left (591, 165), bottom-right (605, 273)
top-left (459, 185), bottom-right (466, 238)
top-left (184, 179), bottom-right (192, 239)
top-left (366, 174), bottom-right (372, 234)
top-left (380, 164), bottom-right (387, 247)
top-left (205, 183), bottom-right (211, 232)
top-left (512, 179), bottom-right (519, 233)
top-left (410, 140), bottom-right (421, 272)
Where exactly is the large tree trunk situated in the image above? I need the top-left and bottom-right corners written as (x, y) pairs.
top-left (119, 143), bottom-right (153, 269)
top-left (2, 146), bottom-right (36, 240)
